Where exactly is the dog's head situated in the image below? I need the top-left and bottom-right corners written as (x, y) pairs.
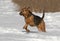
top-left (19, 7), bottom-right (31, 16)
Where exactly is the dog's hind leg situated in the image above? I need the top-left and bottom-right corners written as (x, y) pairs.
top-left (42, 21), bottom-right (46, 32)
top-left (37, 24), bottom-right (42, 32)
top-left (37, 20), bottom-right (46, 32)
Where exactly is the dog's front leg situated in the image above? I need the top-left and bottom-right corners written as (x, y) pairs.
top-left (23, 23), bottom-right (30, 32)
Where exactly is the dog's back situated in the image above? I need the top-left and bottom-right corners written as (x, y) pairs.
top-left (33, 10), bottom-right (45, 26)
top-left (33, 15), bottom-right (42, 25)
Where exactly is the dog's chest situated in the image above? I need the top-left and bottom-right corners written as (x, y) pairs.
top-left (25, 16), bottom-right (35, 26)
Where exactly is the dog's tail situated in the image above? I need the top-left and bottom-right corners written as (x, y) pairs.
top-left (41, 9), bottom-right (45, 19)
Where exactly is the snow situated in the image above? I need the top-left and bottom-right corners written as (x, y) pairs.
top-left (0, 0), bottom-right (60, 41)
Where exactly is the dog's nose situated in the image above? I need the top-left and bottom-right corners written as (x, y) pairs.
top-left (19, 12), bottom-right (23, 15)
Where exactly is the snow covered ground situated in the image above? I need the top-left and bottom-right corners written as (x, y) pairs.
top-left (0, 0), bottom-right (60, 41)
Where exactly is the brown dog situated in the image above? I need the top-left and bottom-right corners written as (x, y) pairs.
top-left (19, 7), bottom-right (46, 32)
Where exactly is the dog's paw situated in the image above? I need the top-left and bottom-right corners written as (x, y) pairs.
top-left (26, 30), bottom-right (30, 32)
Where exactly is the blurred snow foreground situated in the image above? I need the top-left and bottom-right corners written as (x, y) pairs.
top-left (0, 0), bottom-right (60, 41)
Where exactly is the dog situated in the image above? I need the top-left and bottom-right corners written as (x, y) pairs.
top-left (19, 7), bottom-right (46, 32)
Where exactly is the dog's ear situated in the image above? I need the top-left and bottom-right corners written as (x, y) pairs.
top-left (27, 7), bottom-right (31, 11)
top-left (21, 6), bottom-right (26, 10)
top-left (27, 7), bottom-right (30, 9)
